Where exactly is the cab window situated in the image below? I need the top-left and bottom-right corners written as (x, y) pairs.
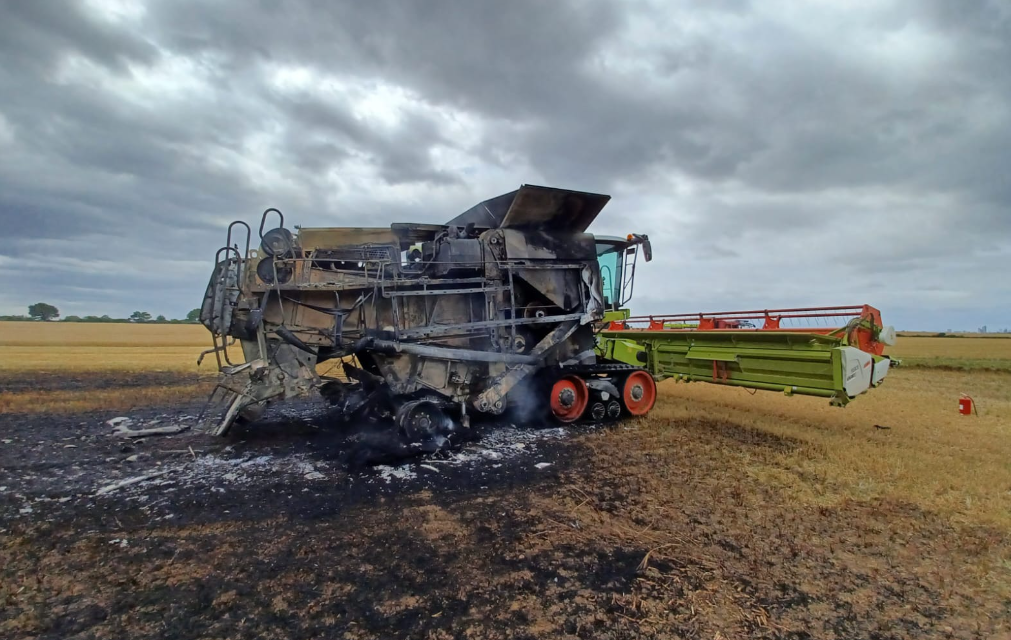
top-left (597, 244), bottom-right (622, 309)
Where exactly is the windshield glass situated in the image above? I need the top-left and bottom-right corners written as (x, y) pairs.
top-left (596, 242), bottom-right (624, 308)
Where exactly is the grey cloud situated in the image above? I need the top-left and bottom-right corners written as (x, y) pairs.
top-left (0, 2), bottom-right (158, 74)
top-left (269, 90), bottom-right (457, 185)
top-left (0, 0), bottom-right (1007, 328)
top-left (146, 0), bottom-right (622, 116)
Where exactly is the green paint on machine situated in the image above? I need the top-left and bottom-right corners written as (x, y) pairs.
top-left (595, 307), bottom-right (895, 406)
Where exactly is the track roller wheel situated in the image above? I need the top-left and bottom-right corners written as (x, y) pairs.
top-left (550, 375), bottom-right (589, 423)
top-left (621, 370), bottom-right (657, 416)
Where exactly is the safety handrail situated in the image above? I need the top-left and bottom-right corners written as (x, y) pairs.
top-left (211, 245), bottom-right (242, 367)
top-left (258, 208), bottom-right (284, 239)
top-left (226, 220), bottom-right (251, 289)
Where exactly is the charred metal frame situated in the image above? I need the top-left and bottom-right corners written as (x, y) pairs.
top-left (199, 185), bottom-right (652, 437)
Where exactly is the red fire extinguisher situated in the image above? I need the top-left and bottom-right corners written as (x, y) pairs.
top-left (959, 395), bottom-right (977, 416)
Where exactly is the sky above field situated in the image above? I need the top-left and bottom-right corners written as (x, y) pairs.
top-left (0, 1), bottom-right (1008, 331)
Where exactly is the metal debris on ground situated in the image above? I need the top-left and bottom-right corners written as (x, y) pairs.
top-left (110, 423), bottom-right (190, 438)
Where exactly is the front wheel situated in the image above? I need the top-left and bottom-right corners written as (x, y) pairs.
top-left (621, 370), bottom-right (657, 416)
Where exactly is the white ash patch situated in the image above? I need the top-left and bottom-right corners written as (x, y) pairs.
top-left (148, 454), bottom-right (330, 490)
top-left (370, 424), bottom-right (574, 484)
top-left (440, 425), bottom-right (569, 466)
top-left (364, 425), bottom-right (572, 484)
top-left (22, 453), bottom-right (339, 516)
top-left (373, 465), bottom-right (417, 482)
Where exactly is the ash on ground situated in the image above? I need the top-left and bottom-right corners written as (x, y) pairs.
top-left (0, 400), bottom-right (588, 525)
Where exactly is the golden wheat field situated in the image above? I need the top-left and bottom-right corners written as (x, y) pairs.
top-left (1, 321), bottom-right (1010, 530)
top-left (0, 322), bottom-right (219, 372)
top-left (889, 335), bottom-right (1011, 371)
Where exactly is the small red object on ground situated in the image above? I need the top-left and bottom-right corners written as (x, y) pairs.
top-left (959, 396), bottom-right (974, 416)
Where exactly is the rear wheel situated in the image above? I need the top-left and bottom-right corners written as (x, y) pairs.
top-left (621, 370), bottom-right (657, 416)
top-left (549, 375), bottom-right (589, 423)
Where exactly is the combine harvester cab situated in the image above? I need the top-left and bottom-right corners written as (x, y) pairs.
top-left (198, 185), bottom-right (656, 441)
top-left (597, 305), bottom-right (897, 406)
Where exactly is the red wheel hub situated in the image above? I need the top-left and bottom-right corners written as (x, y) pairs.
top-left (622, 370), bottom-right (657, 416)
top-left (550, 375), bottom-right (589, 423)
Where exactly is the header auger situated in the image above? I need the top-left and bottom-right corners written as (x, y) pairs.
top-left (198, 185), bottom-right (895, 454)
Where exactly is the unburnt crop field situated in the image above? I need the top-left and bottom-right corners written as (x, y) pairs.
top-left (890, 334), bottom-right (1011, 372)
top-left (0, 323), bottom-right (227, 414)
top-left (1, 322), bottom-right (1009, 639)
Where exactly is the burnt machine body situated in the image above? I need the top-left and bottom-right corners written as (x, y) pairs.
top-left (199, 185), bottom-right (653, 443)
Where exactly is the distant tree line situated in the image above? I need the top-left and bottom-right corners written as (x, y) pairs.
top-left (0, 303), bottom-right (203, 324)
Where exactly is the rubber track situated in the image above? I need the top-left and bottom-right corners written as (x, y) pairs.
top-left (555, 363), bottom-right (646, 376)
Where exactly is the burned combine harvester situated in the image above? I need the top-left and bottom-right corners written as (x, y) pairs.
top-left (200, 185), bottom-right (655, 443)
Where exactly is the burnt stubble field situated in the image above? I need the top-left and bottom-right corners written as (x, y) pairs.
top-left (2, 324), bottom-right (1010, 639)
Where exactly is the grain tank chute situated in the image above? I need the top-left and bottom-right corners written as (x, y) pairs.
top-left (199, 185), bottom-right (656, 444)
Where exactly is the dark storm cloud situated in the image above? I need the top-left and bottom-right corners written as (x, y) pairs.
top-left (0, 2), bottom-right (158, 73)
top-left (147, 0), bottom-right (621, 117)
top-left (267, 90), bottom-right (457, 185)
top-left (0, 0), bottom-right (1007, 328)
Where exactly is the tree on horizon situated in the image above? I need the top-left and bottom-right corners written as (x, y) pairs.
top-left (28, 302), bottom-right (59, 321)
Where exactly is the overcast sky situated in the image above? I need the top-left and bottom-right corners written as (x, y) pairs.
top-left (1, 0), bottom-right (1008, 330)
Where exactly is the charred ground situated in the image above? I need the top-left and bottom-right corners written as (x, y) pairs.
top-left (2, 392), bottom-right (1008, 639)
